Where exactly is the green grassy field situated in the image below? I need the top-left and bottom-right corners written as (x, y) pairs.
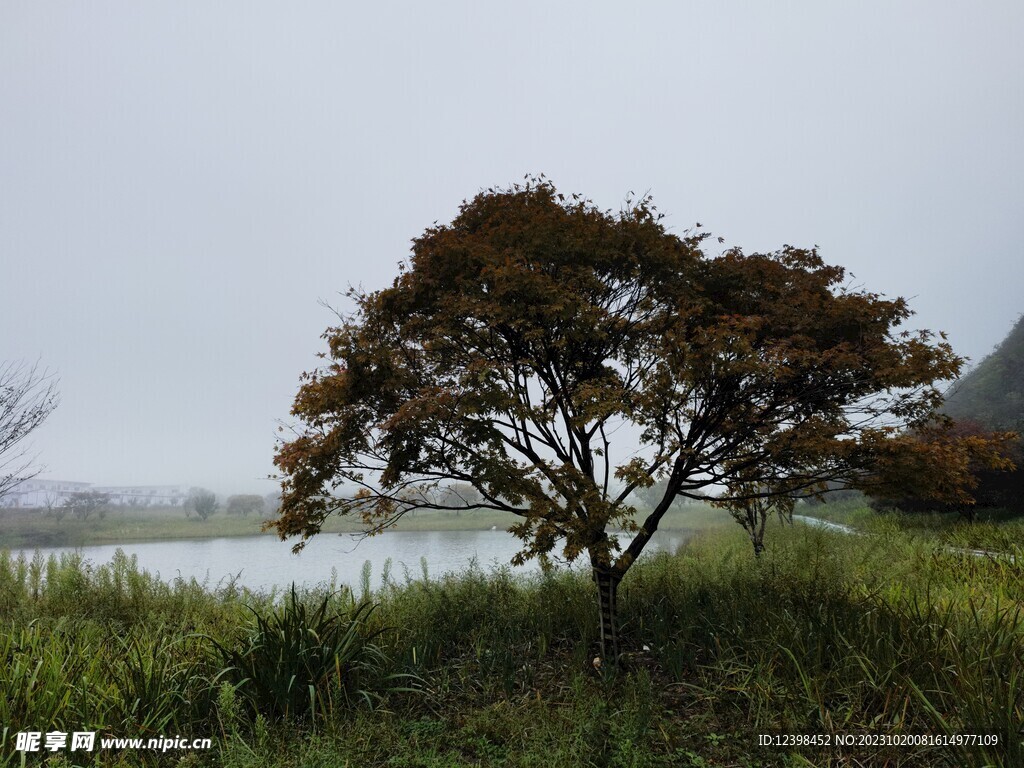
top-left (1, 509), bottom-right (1021, 767)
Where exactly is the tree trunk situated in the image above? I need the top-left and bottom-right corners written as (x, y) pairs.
top-left (750, 509), bottom-right (768, 558)
top-left (593, 567), bottom-right (621, 666)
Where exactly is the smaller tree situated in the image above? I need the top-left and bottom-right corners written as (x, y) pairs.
top-left (434, 482), bottom-right (482, 515)
top-left (634, 478), bottom-right (671, 511)
top-left (188, 488), bottom-right (219, 521)
top-left (62, 491), bottom-right (110, 522)
top-left (713, 483), bottom-right (795, 558)
top-left (226, 494), bottom-right (265, 517)
top-left (43, 492), bottom-right (67, 521)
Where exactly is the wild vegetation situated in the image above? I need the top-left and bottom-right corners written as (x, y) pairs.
top-left (1, 511), bottom-right (1020, 767)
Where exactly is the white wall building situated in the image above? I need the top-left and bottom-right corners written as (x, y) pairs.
top-left (92, 484), bottom-right (191, 507)
top-left (0, 478), bottom-right (92, 508)
top-left (0, 479), bottom-right (190, 509)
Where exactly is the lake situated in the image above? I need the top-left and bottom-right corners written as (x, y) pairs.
top-left (12, 528), bottom-right (694, 594)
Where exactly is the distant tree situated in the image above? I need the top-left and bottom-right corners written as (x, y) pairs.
top-left (713, 480), bottom-right (795, 557)
top-left (633, 478), bottom-right (670, 511)
top-left (632, 478), bottom-right (707, 510)
top-left (272, 178), bottom-right (1004, 664)
top-left (264, 491), bottom-right (282, 516)
top-left (0, 361), bottom-right (59, 500)
top-left (969, 435), bottom-right (1024, 516)
top-left (226, 494), bottom-right (265, 517)
top-left (62, 491), bottom-right (110, 522)
top-left (433, 482), bottom-right (482, 515)
top-left (43, 492), bottom-right (67, 521)
top-left (188, 488), bottom-right (219, 521)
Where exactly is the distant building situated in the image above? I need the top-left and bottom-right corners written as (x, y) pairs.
top-left (0, 479), bottom-right (190, 509)
top-left (93, 484), bottom-right (191, 507)
top-left (0, 478), bottom-right (92, 508)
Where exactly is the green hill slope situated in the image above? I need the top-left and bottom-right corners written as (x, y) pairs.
top-left (944, 314), bottom-right (1024, 431)
top-left (937, 314), bottom-right (1024, 515)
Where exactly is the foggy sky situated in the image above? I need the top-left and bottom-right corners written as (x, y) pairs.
top-left (2, 2), bottom-right (1022, 495)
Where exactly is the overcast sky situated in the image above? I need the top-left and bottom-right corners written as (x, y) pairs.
top-left (2, 2), bottom-right (1022, 495)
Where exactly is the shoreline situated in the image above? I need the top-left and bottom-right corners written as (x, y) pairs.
top-left (0, 505), bottom-right (728, 550)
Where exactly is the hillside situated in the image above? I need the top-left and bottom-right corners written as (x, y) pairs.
top-left (944, 314), bottom-right (1024, 430)
top-left (937, 314), bottom-right (1024, 515)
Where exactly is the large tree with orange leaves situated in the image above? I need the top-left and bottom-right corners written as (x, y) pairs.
top-left (272, 178), bottom-right (994, 662)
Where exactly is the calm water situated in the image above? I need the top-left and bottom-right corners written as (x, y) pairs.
top-left (13, 529), bottom-right (693, 593)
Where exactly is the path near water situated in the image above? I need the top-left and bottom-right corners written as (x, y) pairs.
top-left (794, 514), bottom-right (1017, 563)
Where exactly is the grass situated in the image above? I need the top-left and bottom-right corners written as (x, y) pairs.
top-left (0, 506), bottom-right (272, 549)
top-left (1, 511), bottom-right (1022, 766)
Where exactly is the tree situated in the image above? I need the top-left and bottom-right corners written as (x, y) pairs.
top-left (188, 488), bottom-right (218, 521)
top-left (43, 492), bottom-right (67, 521)
top-left (226, 494), bottom-right (265, 517)
top-left (866, 418), bottom-right (1018, 520)
top-left (62, 491), bottom-right (110, 522)
top-left (272, 178), bottom-right (992, 664)
top-left (434, 482), bottom-right (482, 514)
top-left (0, 361), bottom-right (59, 500)
top-left (713, 481), bottom-right (795, 558)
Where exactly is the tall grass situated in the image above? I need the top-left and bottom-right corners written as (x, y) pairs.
top-left (618, 524), bottom-right (1024, 766)
top-left (208, 587), bottom-right (406, 722)
top-left (1, 522), bottom-right (1021, 766)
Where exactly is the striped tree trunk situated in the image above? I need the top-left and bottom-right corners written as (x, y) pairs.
top-left (593, 567), bottom-right (622, 666)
